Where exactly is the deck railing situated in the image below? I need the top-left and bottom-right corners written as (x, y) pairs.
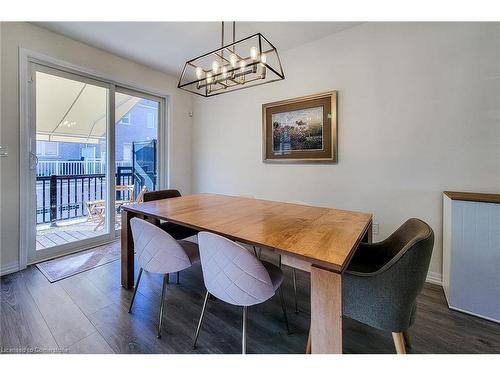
top-left (36, 160), bottom-right (132, 177)
top-left (36, 169), bottom-right (135, 225)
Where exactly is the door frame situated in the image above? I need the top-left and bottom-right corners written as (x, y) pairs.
top-left (19, 48), bottom-right (170, 269)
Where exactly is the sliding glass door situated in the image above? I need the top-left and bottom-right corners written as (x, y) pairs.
top-left (29, 64), bottom-right (114, 262)
top-left (27, 63), bottom-right (165, 263)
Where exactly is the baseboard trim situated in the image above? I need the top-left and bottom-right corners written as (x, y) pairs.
top-left (448, 304), bottom-right (500, 324)
top-left (426, 271), bottom-right (443, 286)
top-left (0, 261), bottom-right (20, 276)
top-left (1, 257), bottom-right (445, 287)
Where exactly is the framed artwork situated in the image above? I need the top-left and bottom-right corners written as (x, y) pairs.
top-left (262, 91), bottom-right (337, 163)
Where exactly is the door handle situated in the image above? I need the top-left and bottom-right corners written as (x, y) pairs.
top-left (29, 152), bottom-right (38, 170)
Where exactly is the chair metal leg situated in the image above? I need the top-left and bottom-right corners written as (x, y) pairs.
top-left (193, 291), bottom-right (210, 349)
top-left (278, 254), bottom-right (299, 316)
top-left (176, 271), bottom-right (180, 284)
top-left (128, 267), bottom-right (143, 313)
top-left (157, 274), bottom-right (168, 339)
top-left (242, 306), bottom-right (247, 354)
top-left (292, 268), bottom-right (299, 314)
top-left (278, 286), bottom-right (291, 334)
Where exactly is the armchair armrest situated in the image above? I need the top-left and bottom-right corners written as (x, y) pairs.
top-left (346, 241), bottom-right (396, 276)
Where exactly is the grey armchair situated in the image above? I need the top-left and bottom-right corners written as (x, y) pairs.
top-left (343, 218), bottom-right (434, 353)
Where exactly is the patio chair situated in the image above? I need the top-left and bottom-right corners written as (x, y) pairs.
top-left (88, 185), bottom-right (147, 231)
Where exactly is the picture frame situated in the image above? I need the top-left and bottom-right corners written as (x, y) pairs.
top-left (262, 91), bottom-right (337, 163)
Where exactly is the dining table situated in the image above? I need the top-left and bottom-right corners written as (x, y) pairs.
top-left (120, 193), bottom-right (372, 354)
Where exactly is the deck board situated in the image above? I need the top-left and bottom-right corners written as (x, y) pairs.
top-left (35, 220), bottom-right (106, 250)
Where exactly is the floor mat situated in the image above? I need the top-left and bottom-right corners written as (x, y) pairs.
top-left (36, 241), bottom-right (120, 282)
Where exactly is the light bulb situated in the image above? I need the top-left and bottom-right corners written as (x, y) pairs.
top-left (206, 72), bottom-right (213, 83)
top-left (250, 46), bottom-right (258, 60)
top-left (195, 67), bottom-right (203, 79)
top-left (212, 61), bottom-right (219, 74)
top-left (229, 53), bottom-right (238, 68)
top-left (260, 53), bottom-right (267, 79)
top-left (222, 66), bottom-right (228, 79)
top-left (239, 60), bottom-right (246, 72)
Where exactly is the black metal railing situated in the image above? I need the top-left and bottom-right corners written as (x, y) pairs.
top-left (36, 171), bottom-right (134, 225)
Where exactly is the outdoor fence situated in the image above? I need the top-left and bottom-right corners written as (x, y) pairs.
top-left (36, 167), bottom-right (136, 225)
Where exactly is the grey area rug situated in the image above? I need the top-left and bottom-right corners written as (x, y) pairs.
top-left (36, 241), bottom-right (120, 282)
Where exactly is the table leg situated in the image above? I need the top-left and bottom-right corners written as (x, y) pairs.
top-left (310, 265), bottom-right (343, 353)
top-left (121, 210), bottom-right (136, 289)
top-left (362, 220), bottom-right (373, 244)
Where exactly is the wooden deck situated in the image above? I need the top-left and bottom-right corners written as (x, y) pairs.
top-left (36, 220), bottom-right (107, 250)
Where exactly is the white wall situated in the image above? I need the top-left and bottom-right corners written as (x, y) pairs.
top-left (0, 22), bottom-right (194, 271)
top-left (192, 22), bottom-right (500, 276)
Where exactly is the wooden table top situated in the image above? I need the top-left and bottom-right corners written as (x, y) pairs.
top-left (123, 193), bottom-right (372, 272)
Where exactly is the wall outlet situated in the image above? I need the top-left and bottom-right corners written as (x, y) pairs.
top-left (372, 222), bottom-right (379, 235)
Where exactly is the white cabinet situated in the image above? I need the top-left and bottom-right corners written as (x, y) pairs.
top-left (443, 192), bottom-right (500, 323)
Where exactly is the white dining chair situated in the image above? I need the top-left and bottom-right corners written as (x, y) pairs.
top-left (128, 217), bottom-right (200, 338)
top-left (193, 231), bottom-right (290, 354)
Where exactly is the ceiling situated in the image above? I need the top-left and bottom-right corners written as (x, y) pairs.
top-left (34, 22), bottom-right (361, 76)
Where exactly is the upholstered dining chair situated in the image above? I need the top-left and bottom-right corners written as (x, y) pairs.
top-left (128, 218), bottom-right (200, 339)
top-left (193, 231), bottom-right (290, 354)
top-left (143, 189), bottom-right (199, 284)
top-left (306, 218), bottom-right (434, 354)
top-left (143, 189), bottom-right (199, 240)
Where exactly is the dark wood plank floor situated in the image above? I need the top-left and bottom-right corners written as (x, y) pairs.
top-left (1, 251), bottom-right (499, 354)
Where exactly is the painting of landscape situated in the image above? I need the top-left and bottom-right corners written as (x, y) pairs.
top-left (272, 106), bottom-right (323, 155)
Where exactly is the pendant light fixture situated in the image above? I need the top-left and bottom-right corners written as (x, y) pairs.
top-left (177, 22), bottom-right (285, 97)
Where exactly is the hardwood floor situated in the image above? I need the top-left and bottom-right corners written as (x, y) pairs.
top-left (1, 251), bottom-right (500, 354)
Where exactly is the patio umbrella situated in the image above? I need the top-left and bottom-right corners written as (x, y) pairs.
top-left (35, 71), bottom-right (140, 144)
